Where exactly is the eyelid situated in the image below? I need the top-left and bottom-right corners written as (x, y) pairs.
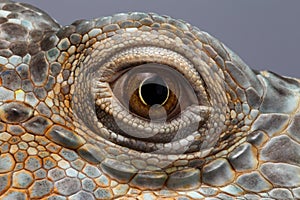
top-left (96, 46), bottom-right (210, 105)
top-left (93, 60), bottom-right (211, 151)
top-left (86, 41), bottom-right (214, 154)
top-left (98, 46), bottom-right (195, 80)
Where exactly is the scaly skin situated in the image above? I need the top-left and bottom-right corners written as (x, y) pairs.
top-left (0, 1), bottom-right (300, 200)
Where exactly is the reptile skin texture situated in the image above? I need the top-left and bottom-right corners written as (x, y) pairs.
top-left (0, 1), bottom-right (300, 200)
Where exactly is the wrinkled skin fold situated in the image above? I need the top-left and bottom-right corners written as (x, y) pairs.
top-left (0, 1), bottom-right (300, 199)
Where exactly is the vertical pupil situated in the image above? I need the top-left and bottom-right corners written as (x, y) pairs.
top-left (140, 76), bottom-right (169, 106)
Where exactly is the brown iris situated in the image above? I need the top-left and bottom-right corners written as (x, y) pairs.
top-left (111, 63), bottom-right (183, 121)
top-left (130, 74), bottom-right (178, 121)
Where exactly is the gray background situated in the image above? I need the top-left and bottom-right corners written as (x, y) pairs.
top-left (20, 0), bottom-right (300, 78)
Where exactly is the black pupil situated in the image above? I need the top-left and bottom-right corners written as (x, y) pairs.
top-left (140, 76), bottom-right (168, 106)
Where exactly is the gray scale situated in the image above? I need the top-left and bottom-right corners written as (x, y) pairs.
top-left (261, 163), bottom-right (300, 187)
top-left (77, 143), bottom-right (106, 164)
top-left (236, 171), bottom-right (272, 193)
top-left (130, 171), bottom-right (167, 190)
top-left (55, 177), bottom-right (82, 196)
top-left (82, 178), bottom-right (96, 192)
top-left (287, 113), bottom-right (300, 143)
top-left (268, 188), bottom-right (293, 200)
top-left (12, 169), bottom-right (33, 188)
top-left (202, 158), bottom-right (235, 186)
top-left (48, 168), bottom-right (65, 181)
top-left (69, 191), bottom-right (95, 200)
top-left (59, 148), bottom-right (79, 162)
top-left (166, 168), bottom-right (200, 190)
top-left (29, 179), bottom-right (53, 198)
top-left (45, 125), bottom-right (85, 149)
top-left (100, 158), bottom-right (137, 183)
top-left (23, 115), bottom-right (53, 135)
top-left (261, 135), bottom-right (300, 165)
top-left (228, 142), bottom-right (258, 171)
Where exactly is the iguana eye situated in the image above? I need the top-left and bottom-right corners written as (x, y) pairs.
top-left (91, 46), bottom-right (212, 153)
top-left (110, 63), bottom-right (194, 122)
